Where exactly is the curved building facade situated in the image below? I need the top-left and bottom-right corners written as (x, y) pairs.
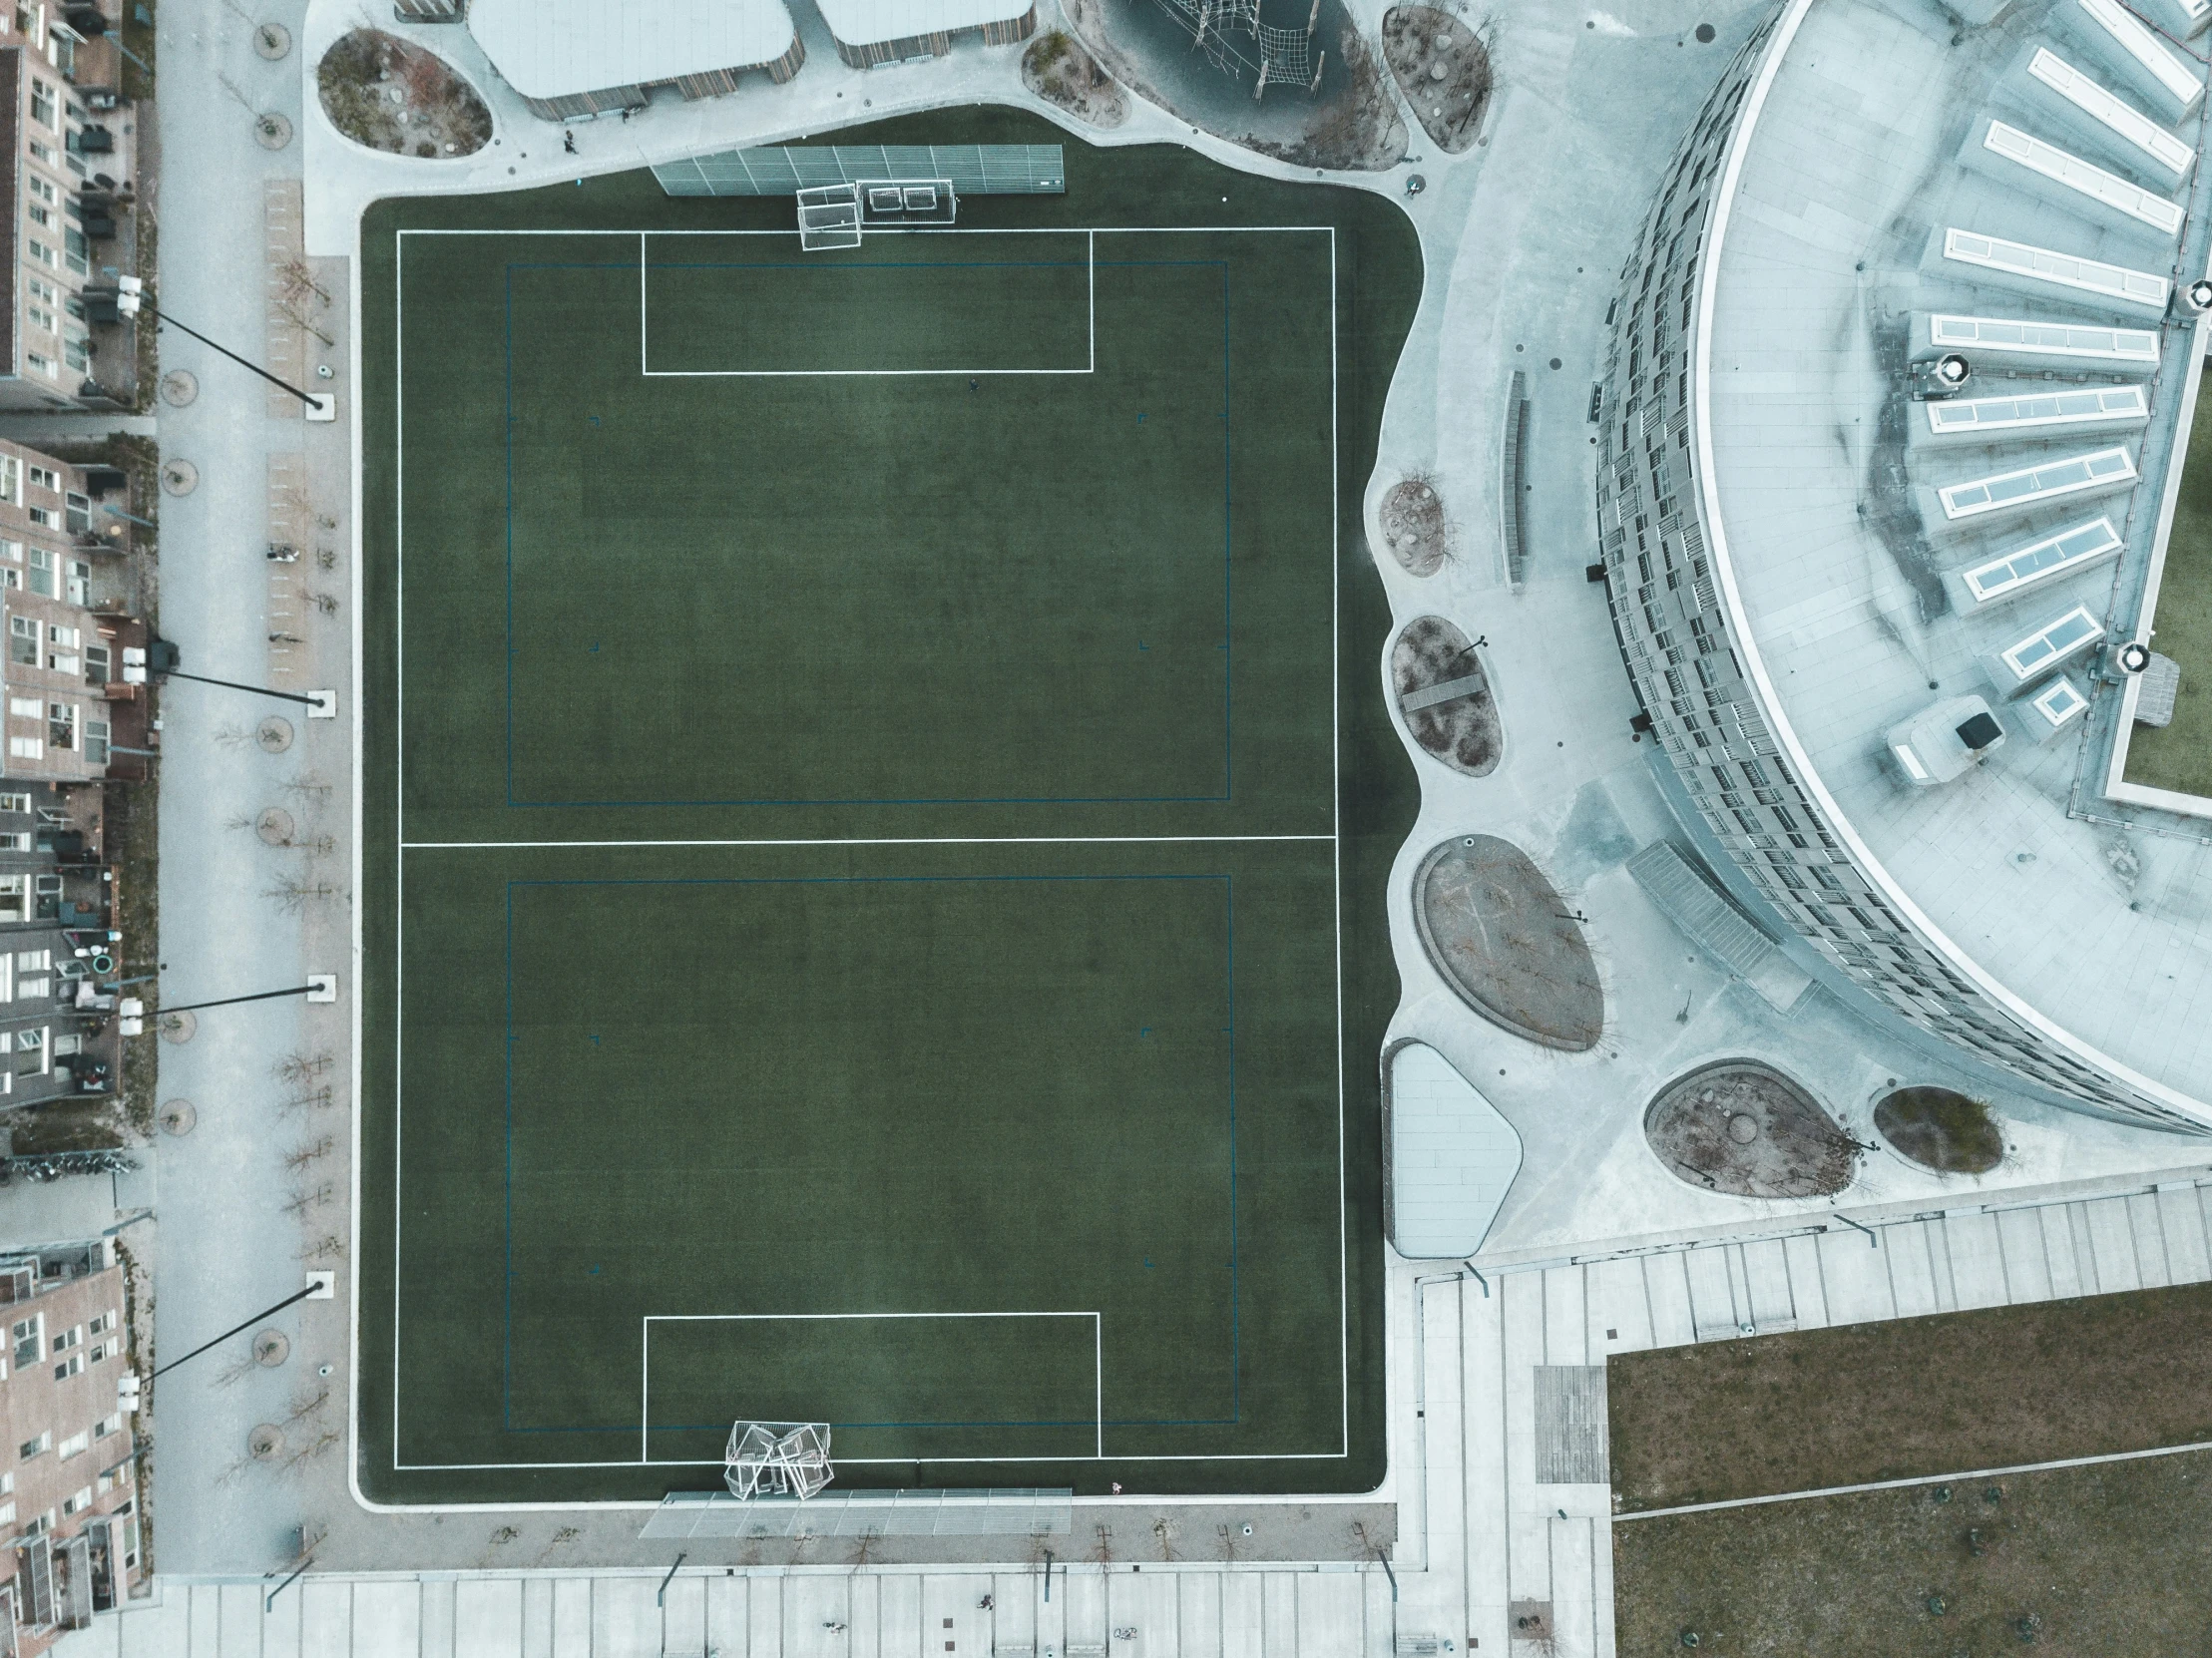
top-left (1596, 0), bottom-right (2212, 1131)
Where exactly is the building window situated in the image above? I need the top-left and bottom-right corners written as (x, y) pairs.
top-left (84, 641), bottom-right (108, 684)
top-left (29, 78), bottom-right (54, 129)
top-left (0, 793), bottom-right (30, 812)
top-left (60, 334), bottom-right (85, 374)
top-left (64, 493), bottom-right (89, 536)
top-left (23, 203), bottom-right (48, 230)
top-left (26, 506), bottom-right (55, 530)
top-left (64, 558), bottom-right (86, 606)
top-left (52, 1353), bottom-right (82, 1382)
top-left (18, 1431), bottom-right (48, 1461)
top-left (27, 465), bottom-right (56, 493)
top-left (4, 739), bottom-right (37, 765)
top-left (0, 833), bottom-right (27, 853)
top-left (0, 879), bottom-right (24, 922)
top-left (24, 303), bottom-right (52, 334)
top-left (11, 1315), bottom-right (40, 1367)
top-left (26, 549), bottom-right (56, 599)
top-left (46, 703), bottom-right (72, 750)
top-left (0, 461), bottom-right (17, 508)
top-left (15, 1028), bottom-right (46, 1076)
top-left (83, 716), bottom-right (107, 767)
top-left (25, 240), bottom-right (52, 269)
top-left (45, 622), bottom-right (76, 673)
top-left (60, 1486), bottom-right (89, 1516)
top-left (62, 227), bottom-right (84, 276)
top-left (92, 1414), bottom-right (117, 1441)
top-left (27, 139), bottom-right (52, 166)
top-left (47, 1324), bottom-right (76, 1357)
top-left (25, 177), bottom-right (53, 207)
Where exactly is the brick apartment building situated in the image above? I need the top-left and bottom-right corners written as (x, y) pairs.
top-left (0, 0), bottom-right (140, 412)
top-left (0, 1237), bottom-right (138, 1651)
top-left (0, 433), bottom-right (148, 1116)
top-left (0, 436), bottom-right (147, 787)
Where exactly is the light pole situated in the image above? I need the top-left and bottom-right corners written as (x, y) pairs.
top-left (145, 305), bottom-right (320, 410)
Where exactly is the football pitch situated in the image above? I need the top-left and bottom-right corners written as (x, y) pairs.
top-left (357, 117), bottom-right (1421, 1505)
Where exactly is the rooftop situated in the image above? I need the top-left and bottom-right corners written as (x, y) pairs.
top-left (465, 0), bottom-right (799, 101)
top-left (1697, 0), bottom-right (2212, 1119)
top-left (811, 0), bottom-right (1037, 49)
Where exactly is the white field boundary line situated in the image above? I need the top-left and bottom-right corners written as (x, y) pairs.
top-left (388, 223), bottom-right (1351, 1481)
top-left (641, 1311), bottom-right (1105, 1466)
top-left (401, 834), bottom-right (1336, 850)
top-left (1611, 1435), bottom-right (2212, 1521)
top-left (640, 225), bottom-right (1097, 379)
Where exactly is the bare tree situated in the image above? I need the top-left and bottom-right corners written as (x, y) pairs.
top-left (265, 876), bottom-right (337, 913)
top-left (283, 1136), bottom-right (333, 1173)
top-left (275, 298), bottom-right (334, 349)
top-left (275, 1051), bottom-right (333, 1084)
top-left (298, 1233), bottom-right (346, 1263)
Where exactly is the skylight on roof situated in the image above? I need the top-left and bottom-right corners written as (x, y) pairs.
top-left (2078, 0), bottom-right (2205, 111)
top-left (1928, 314), bottom-right (2160, 364)
top-left (1928, 387), bottom-right (2147, 436)
top-left (1999, 606), bottom-right (2106, 681)
top-left (1938, 449), bottom-right (2136, 521)
top-left (1961, 517), bottom-right (2124, 604)
top-left (1942, 228), bottom-right (2168, 308)
top-left (2029, 675), bottom-right (2091, 729)
top-left (1984, 122), bottom-right (2186, 234)
top-left (2026, 49), bottom-right (2194, 180)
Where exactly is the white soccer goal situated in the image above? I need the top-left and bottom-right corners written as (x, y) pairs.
top-left (723, 1421), bottom-right (834, 1500)
top-left (795, 186), bottom-right (862, 252)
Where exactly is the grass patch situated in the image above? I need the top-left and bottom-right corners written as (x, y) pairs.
top-left (1875, 1085), bottom-right (2002, 1174)
top-left (1610, 1283), bottom-right (2212, 1510)
top-left (1615, 1451), bottom-right (2212, 1656)
top-left (2127, 360), bottom-right (2212, 795)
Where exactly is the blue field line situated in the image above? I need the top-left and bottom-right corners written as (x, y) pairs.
top-left (497, 872), bottom-right (1244, 1445)
top-left (495, 255), bottom-right (1236, 810)
top-left (502, 883), bottom-right (517, 1429)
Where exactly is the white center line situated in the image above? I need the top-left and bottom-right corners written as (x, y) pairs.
top-left (400, 834), bottom-right (1337, 850)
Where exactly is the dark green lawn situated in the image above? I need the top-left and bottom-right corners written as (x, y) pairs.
top-left (2127, 362), bottom-right (2212, 795)
top-left (356, 110), bottom-right (1421, 1505)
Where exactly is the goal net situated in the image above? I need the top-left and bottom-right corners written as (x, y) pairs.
top-left (723, 1421), bottom-right (834, 1500)
top-left (795, 185), bottom-right (862, 252)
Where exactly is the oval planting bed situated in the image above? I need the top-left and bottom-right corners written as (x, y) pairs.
top-left (1645, 1060), bottom-right (1857, 1199)
top-left (317, 30), bottom-right (493, 158)
top-left (1379, 476), bottom-right (1451, 575)
top-left (1875, 1085), bottom-right (2004, 1175)
top-left (1393, 616), bottom-right (1502, 776)
top-left (1413, 836), bottom-right (1602, 1050)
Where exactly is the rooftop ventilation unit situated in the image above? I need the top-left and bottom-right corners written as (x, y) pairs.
top-left (1888, 694), bottom-right (2006, 786)
top-left (1913, 353), bottom-right (1972, 399)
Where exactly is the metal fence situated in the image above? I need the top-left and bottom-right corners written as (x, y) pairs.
top-left (640, 1487), bottom-right (1075, 1539)
top-left (655, 145), bottom-right (1066, 199)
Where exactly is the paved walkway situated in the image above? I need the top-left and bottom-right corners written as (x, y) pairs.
top-left (66, 1563), bottom-right (1395, 1657)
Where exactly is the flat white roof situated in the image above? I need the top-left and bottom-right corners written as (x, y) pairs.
top-left (813, 0), bottom-right (1034, 48)
top-left (468, 0), bottom-right (798, 100)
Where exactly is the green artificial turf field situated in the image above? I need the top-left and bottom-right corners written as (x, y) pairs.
top-left (357, 111), bottom-right (1421, 1505)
